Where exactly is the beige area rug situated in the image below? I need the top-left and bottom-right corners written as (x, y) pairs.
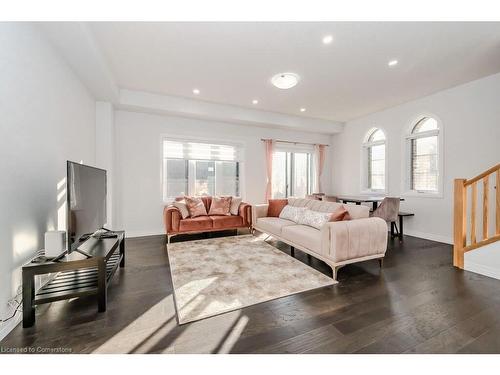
top-left (167, 234), bottom-right (335, 324)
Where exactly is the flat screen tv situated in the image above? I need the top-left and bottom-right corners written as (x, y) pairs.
top-left (67, 161), bottom-right (107, 250)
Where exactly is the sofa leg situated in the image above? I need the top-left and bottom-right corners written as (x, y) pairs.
top-left (331, 265), bottom-right (343, 282)
top-left (378, 258), bottom-right (384, 268)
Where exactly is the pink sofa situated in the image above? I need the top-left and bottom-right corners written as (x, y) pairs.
top-left (164, 196), bottom-right (252, 243)
top-left (252, 198), bottom-right (388, 282)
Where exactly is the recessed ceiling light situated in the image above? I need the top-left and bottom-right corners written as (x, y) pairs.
top-left (388, 60), bottom-right (398, 67)
top-left (192, 88), bottom-right (200, 94)
top-left (252, 99), bottom-right (259, 105)
top-left (300, 108), bottom-right (306, 112)
top-left (322, 35), bottom-right (334, 44)
top-left (271, 72), bottom-right (300, 89)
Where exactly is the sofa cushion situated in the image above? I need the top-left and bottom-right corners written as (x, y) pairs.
top-left (179, 216), bottom-right (213, 232)
top-left (208, 196), bottom-right (232, 216)
top-left (297, 209), bottom-right (331, 229)
top-left (279, 205), bottom-right (307, 223)
top-left (281, 225), bottom-right (322, 254)
top-left (173, 200), bottom-right (190, 219)
top-left (185, 196), bottom-right (208, 218)
top-left (288, 198), bottom-right (369, 219)
top-left (268, 199), bottom-right (288, 217)
top-left (211, 215), bottom-right (243, 229)
top-left (230, 197), bottom-right (242, 215)
top-left (330, 206), bottom-right (350, 221)
top-left (256, 217), bottom-right (296, 236)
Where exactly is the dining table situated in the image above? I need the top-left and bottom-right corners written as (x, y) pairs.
top-left (336, 195), bottom-right (405, 211)
top-left (332, 195), bottom-right (412, 239)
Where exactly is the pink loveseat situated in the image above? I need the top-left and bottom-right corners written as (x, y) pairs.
top-left (164, 196), bottom-right (252, 243)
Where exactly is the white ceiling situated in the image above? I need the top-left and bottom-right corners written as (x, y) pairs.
top-left (87, 22), bottom-right (500, 122)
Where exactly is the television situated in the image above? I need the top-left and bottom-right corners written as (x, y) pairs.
top-left (66, 161), bottom-right (107, 250)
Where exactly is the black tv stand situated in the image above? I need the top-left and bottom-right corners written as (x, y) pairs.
top-left (22, 231), bottom-right (125, 327)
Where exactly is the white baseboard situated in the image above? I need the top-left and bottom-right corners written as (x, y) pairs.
top-left (464, 261), bottom-right (500, 281)
top-left (0, 310), bottom-right (22, 342)
top-left (403, 229), bottom-right (453, 245)
top-left (125, 229), bottom-right (164, 238)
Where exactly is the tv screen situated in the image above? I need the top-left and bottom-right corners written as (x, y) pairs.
top-left (67, 161), bottom-right (107, 249)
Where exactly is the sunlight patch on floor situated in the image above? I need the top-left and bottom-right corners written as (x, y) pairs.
top-left (171, 310), bottom-right (244, 353)
top-left (176, 276), bottom-right (217, 317)
top-left (92, 295), bottom-right (177, 353)
top-left (216, 315), bottom-right (249, 353)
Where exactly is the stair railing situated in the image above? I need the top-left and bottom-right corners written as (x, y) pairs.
top-left (454, 163), bottom-right (500, 268)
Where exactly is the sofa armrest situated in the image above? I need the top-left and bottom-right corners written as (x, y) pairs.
top-left (164, 206), bottom-right (181, 234)
top-left (322, 217), bottom-right (388, 263)
top-left (252, 204), bottom-right (269, 225)
top-left (238, 203), bottom-right (252, 226)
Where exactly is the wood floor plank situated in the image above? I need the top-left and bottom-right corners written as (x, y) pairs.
top-left (2, 231), bottom-right (500, 354)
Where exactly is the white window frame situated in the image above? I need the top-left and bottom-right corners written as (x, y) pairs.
top-left (361, 127), bottom-right (388, 195)
top-left (160, 134), bottom-right (246, 203)
top-left (402, 114), bottom-right (444, 198)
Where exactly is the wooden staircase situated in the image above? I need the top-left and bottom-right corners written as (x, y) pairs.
top-left (454, 163), bottom-right (500, 269)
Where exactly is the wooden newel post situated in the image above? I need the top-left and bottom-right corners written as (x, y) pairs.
top-left (453, 179), bottom-right (467, 269)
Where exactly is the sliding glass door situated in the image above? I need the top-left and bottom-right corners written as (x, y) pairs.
top-left (272, 151), bottom-right (312, 198)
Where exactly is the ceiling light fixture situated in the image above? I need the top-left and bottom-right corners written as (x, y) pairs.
top-left (300, 108), bottom-right (306, 112)
top-left (192, 88), bottom-right (200, 94)
top-left (252, 99), bottom-right (259, 104)
top-left (271, 72), bottom-right (300, 89)
top-left (322, 35), bottom-right (334, 44)
top-left (388, 60), bottom-right (398, 67)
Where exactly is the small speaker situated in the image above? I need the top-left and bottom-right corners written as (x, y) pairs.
top-left (44, 231), bottom-right (66, 257)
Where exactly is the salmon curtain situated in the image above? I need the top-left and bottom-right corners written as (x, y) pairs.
top-left (264, 139), bottom-right (274, 201)
top-left (314, 144), bottom-right (326, 193)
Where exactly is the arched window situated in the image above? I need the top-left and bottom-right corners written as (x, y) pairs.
top-left (406, 117), bottom-right (440, 193)
top-left (362, 128), bottom-right (386, 192)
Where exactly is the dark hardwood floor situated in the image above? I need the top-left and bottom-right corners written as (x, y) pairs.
top-left (2, 230), bottom-right (500, 354)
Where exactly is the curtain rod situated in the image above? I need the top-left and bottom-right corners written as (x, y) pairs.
top-left (260, 139), bottom-right (329, 147)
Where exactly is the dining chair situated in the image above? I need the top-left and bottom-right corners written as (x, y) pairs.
top-left (371, 197), bottom-right (401, 238)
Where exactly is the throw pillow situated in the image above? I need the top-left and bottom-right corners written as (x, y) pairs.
top-left (208, 196), bottom-right (232, 216)
top-left (330, 206), bottom-right (350, 222)
top-left (184, 196), bottom-right (208, 218)
top-left (229, 196), bottom-right (242, 215)
top-left (297, 209), bottom-right (331, 230)
top-left (279, 205), bottom-right (306, 223)
top-left (268, 199), bottom-right (288, 217)
top-left (172, 200), bottom-right (190, 219)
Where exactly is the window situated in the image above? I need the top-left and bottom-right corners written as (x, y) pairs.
top-left (362, 128), bottom-right (386, 192)
top-left (272, 150), bottom-right (312, 198)
top-left (407, 117), bottom-right (440, 193)
top-left (163, 138), bottom-right (243, 200)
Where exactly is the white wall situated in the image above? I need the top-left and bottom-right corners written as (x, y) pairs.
top-left (0, 23), bottom-right (96, 338)
top-left (114, 110), bottom-right (334, 237)
top-left (95, 101), bottom-right (115, 228)
top-left (331, 72), bottom-right (500, 243)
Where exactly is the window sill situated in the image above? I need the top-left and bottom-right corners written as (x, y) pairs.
top-left (402, 190), bottom-right (443, 199)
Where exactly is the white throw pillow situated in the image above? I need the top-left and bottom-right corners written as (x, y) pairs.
top-left (173, 200), bottom-right (190, 219)
top-left (279, 205), bottom-right (307, 223)
top-left (230, 196), bottom-right (242, 215)
top-left (297, 209), bottom-right (331, 230)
